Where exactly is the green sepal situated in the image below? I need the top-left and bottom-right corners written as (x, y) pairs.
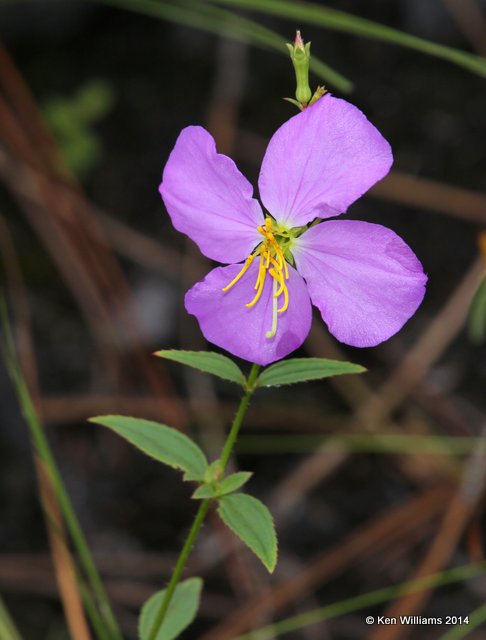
top-left (309, 85), bottom-right (328, 106)
top-left (283, 96), bottom-right (304, 110)
top-left (154, 350), bottom-right (246, 386)
top-left (139, 577), bottom-right (202, 640)
top-left (256, 358), bottom-right (366, 387)
top-left (217, 493), bottom-right (277, 573)
top-left (89, 415), bottom-right (208, 481)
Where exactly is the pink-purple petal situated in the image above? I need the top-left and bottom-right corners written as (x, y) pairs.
top-left (292, 220), bottom-right (427, 347)
top-left (258, 95), bottom-right (393, 227)
top-left (184, 262), bottom-right (312, 365)
top-left (160, 126), bottom-right (263, 263)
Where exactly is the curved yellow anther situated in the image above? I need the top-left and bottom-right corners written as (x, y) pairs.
top-left (273, 270), bottom-right (285, 298)
top-left (254, 251), bottom-right (267, 290)
top-left (278, 285), bottom-right (289, 313)
top-left (246, 272), bottom-right (265, 307)
top-left (222, 254), bottom-right (254, 292)
top-left (222, 216), bottom-right (291, 332)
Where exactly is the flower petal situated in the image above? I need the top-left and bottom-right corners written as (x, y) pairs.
top-left (160, 126), bottom-right (263, 263)
top-left (184, 262), bottom-right (312, 366)
top-left (293, 220), bottom-right (427, 347)
top-left (258, 95), bottom-right (393, 227)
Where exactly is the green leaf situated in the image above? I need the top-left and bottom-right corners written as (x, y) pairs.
top-left (219, 471), bottom-right (253, 495)
top-left (217, 493), bottom-right (277, 573)
top-left (139, 577), bottom-right (202, 640)
top-left (257, 357), bottom-right (365, 387)
top-left (192, 484), bottom-right (217, 500)
top-left (192, 471), bottom-right (252, 499)
top-left (89, 415), bottom-right (208, 481)
top-left (154, 350), bottom-right (246, 386)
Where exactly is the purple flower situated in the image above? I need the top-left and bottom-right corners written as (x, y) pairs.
top-left (160, 95), bottom-right (427, 366)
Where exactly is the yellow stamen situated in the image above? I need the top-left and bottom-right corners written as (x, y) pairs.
top-left (273, 269), bottom-right (285, 297)
top-left (246, 269), bottom-right (266, 307)
top-left (222, 254), bottom-right (254, 292)
top-left (264, 248), bottom-right (271, 268)
top-left (269, 256), bottom-right (281, 272)
top-left (222, 215), bottom-right (291, 335)
top-left (278, 280), bottom-right (289, 313)
top-left (254, 251), bottom-right (267, 290)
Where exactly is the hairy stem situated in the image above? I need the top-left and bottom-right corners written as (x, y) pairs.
top-left (147, 363), bottom-right (261, 640)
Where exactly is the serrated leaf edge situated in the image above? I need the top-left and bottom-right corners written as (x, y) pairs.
top-left (89, 415), bottom-right (208, 481)
top-left (217, 494), bottom-right (278, 573)
top-left (257, 357), bottom-right (366, 387)
top-left (154, 349), bottom-right (246, 385)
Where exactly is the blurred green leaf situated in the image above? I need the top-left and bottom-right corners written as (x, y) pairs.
top-left (257, 357), bottom-right (365, 387)
top-left (43, 79), bottom-right (115, 175)
top-left (73, 80), bottom-right (115, 123)
top-left (218, 493), bottom-right (277, 572)
top-left (154, 349), bottom-right (246, 385)
top-left (213, 0), bottom-right (486, 79)
top-left (139, 578), bottom-right (202, 640)
top-left (468, 277), bottom-right (486, 344)
top-left (98, 0), bottom-right (353, 92)
top-left (89, 415), bottom-right (208, 480)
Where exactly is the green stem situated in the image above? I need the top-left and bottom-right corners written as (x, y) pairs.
top-left (220, 363), bottom-right (260, 472)
top-left (77, 579), bottom-right (114, 640)
top-left (147, 499), bottom-right (210, 640)
top-left (147, 363), bottom-right (261, 640)
top-left (0, 302), bottom-right (123, 640)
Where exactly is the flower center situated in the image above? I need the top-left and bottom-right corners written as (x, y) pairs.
top-left (222, 217), bottom-right (291, 338)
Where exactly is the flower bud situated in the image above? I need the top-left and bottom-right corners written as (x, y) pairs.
top-left (286, 30), bottom-right (312, 106)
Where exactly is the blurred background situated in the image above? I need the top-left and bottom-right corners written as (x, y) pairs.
top-left (1, 1), bottom-right (486, 638)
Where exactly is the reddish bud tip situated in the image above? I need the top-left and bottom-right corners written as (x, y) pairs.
top-left (294, 30), bottom-right (305, 52)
